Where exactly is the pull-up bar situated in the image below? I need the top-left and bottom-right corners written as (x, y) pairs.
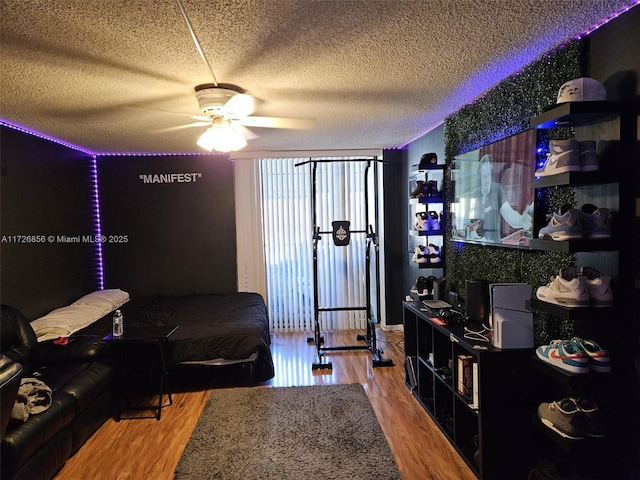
top-left (295, 158), bottom-right (393, 370)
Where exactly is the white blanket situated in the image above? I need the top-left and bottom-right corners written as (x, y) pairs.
top-left (30, 289), bottom-right (129, 341)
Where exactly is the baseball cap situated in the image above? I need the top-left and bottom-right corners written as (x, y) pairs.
top-left (419, 153), bottom-right (438, 169)
top-left (556, 77), bottom-right (607, 104)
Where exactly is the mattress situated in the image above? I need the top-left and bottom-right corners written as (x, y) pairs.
top-left (75, 292), bottom-right (274, 382)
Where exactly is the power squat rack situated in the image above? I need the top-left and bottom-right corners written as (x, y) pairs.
top-left (295, 158), bottom-right (393, 371)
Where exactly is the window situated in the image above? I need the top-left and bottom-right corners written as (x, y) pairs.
top-left (260, 157), bottom-right (380, 332)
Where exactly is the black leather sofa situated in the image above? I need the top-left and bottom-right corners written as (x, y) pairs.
top-left (1, 305), bottom-right (116, 480)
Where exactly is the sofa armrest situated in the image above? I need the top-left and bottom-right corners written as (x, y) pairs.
top-left (31, 336), bottom-right (110, 367)
top-left (0, 354), bottom-right (24, 437)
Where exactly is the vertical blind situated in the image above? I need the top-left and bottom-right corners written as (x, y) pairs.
top-left (260, 157), bottom-right (375, 332)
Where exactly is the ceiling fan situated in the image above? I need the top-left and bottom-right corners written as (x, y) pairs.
top-left (174, 0), bottom-right (314, 152)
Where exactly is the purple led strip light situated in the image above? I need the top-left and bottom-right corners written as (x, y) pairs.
top-left (574, 1), bottom-right (639, 39)
top-left (89, 155), bottom-right (105, 290)
top-left (0, 120), bottom-right (96, 155)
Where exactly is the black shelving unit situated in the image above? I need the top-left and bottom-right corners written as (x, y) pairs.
top-left (408, 165), bottom-right (446, 272)
top-left (403, 301), bottom-right (536, 480)
top-left (529, 101), bottom-right (633, 478)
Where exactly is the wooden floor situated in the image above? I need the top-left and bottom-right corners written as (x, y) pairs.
top-left (55, 328), bottom-right (476, 480)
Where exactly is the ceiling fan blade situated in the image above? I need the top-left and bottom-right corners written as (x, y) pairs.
top-left (223, 93), bottom-right (258, 118)
top-left (153, 121), bottom-right (211, 134)
top-left (239, 116), bottom-right (315, 130)
top-left (123, 107), bottom-right (209, 123)
top-left (235, 124), bottom-right (259, 140)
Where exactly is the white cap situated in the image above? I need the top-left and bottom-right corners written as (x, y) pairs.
top-left (556, 77), bottom-right (607, 104)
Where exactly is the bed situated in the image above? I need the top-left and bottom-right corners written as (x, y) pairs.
top-left (30, 291), bottom-right (275, 383)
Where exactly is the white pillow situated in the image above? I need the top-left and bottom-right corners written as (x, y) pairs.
top-left (72, 289), bottom-right (129, 310)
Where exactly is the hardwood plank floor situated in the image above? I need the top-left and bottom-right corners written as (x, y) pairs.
top-left (55, 328), bottom-right (476, 480)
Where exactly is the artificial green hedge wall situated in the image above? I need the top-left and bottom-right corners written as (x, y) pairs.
top-left (443, 39), bottom-right (589, 345)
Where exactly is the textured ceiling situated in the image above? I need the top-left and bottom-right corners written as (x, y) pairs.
top-left (0, 0), bottom-right (635, 155)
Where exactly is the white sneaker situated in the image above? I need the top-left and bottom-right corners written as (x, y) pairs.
top-left (427, 211), bottom-right (440, 230)
top-left (536, 267), bottom-right (590, 307)
top-left (412, 245), bottom-right (429, 264)
top-left (580, 266), bottom-right (613, 307)
top-left (538, 204), bottom-right (582, 240)
top-left (578, 140), bottom-right (599, 172)
top-left (414, 212), bottom-right (428, 231)
top-left (580, 204), bottom-right (611, 239)
top-left (535, 140), bottom-right (580, 177)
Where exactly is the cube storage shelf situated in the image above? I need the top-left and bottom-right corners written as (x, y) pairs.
top-left (403, 301), bottom-right (535, 480)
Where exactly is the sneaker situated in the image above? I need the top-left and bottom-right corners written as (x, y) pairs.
top-left (538, 398), bottom-right (586, 440)
top-left (578, 140), bottom-right (599, 172)
top-left (410, 276), bottom-right (432, 295)
top-left (579, 266), bottom-right (613, 307)
top-left (570, 337), bottom-right (611, 372)
top-left (426, 180), bottom-right (439, 197)
top-left (536, 268), bottom-right (590, 308)
top-left (410, 277), bottom-right (426, 295)
top-left (580, 204), bottom-right (611, 239)
top-left (414, 212), bottom-right (428, 231)
top-left (427, 211), bottom-right (440, 230)
top-left (538, 204), bottom-right (582, 240)
top-left (535, 140), bottom-right (580, 177)
top-left (410, 180), bottom-right (426, 198)
top-left (429, 244), bottom-right (441, 263)
top-left (536, 340), bottom-right (589, 374)
top-left (412, 246), bottom-right (429, 264)
top-left (573, 395), bottom-right (605, 437)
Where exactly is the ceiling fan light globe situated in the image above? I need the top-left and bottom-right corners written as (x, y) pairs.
top-left (197, 125), bottom-right (247, 152)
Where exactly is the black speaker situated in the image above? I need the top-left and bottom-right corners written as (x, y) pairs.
top-left (465, 279), bottom-right (490, 323)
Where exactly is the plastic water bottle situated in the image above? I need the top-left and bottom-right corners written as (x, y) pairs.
top-left (112, 309), bottom-right (123, 338)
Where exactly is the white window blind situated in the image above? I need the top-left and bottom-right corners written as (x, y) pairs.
top-left (260, 157), bottom-right (376, 332)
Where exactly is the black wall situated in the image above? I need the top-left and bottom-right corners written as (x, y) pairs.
top-left (97, 154), bottom-right (237, 296)
top-left (0, 127), bottom-right (96, 319)
top-left (0, 128), bottom-right (238, 317)
top-left (382, 148), bottom-right (405, 325)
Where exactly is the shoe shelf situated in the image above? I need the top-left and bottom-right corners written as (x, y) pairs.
top-left (530, 101), bottom-right (620, 130)
top-left (412, 164), bottom-right (447, 172)
top-left (403, 301), bottom-right (536, 480)
top-left (530, 355), bottom-right (613, 388)
top-left (530, 297), bottom-right (614, 320)
top-left (530, 102), bottom-right (621, 254)
top-left (417, 261), bottom-right (443, 270)
top-left (409, 196), bottom-right (445, 205)
top-left (530, 170), bottom-right (618, 189)
top-left (409, 228), bottom-right (445, 237)
top-left (409, 164), bottom-right (445, 271)
top-left (530, 238), bottom-right (617, 253)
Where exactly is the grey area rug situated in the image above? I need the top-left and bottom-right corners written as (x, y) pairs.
top-left (174, 383), bottom-right (402, 480)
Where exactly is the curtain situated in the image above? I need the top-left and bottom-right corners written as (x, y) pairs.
top-left (260, 157), bottom-right (377, 332)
